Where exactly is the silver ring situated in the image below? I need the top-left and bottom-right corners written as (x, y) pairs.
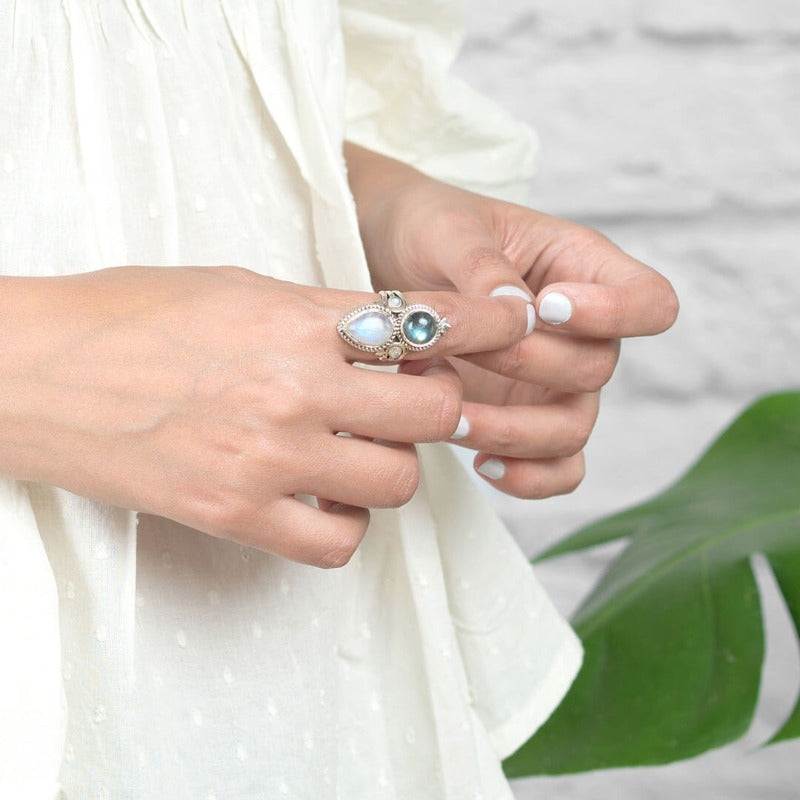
top-left (337, 290), bottom-right (451, 361)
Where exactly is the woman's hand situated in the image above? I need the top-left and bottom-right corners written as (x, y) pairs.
top-left (345, 143), bottom-right (679, 498)
top-left (0, 266), bottom-right (530, 565)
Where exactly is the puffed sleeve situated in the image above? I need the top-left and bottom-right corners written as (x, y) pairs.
top-left (341, 0), bottom-right (538, 204)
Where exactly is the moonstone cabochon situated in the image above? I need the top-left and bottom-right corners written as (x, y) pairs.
top-left (343, 309), bottom-right (394, 347)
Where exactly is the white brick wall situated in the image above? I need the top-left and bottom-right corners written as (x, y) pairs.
top-left (454, 2), bottom-right (800, 797)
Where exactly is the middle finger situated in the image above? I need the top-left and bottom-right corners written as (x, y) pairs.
top-left (462, 330), bottom-right (620, 394)
top-left (450, 392), bottom-right (600, 460)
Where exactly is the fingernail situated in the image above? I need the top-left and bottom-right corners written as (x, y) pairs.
top-left (490, 286), bottom-right (536, 336)
top-left (451, 415), bottom-right (470, 440)
top-left (477, 458), bottom-right (506, 481)
top-left (539, 292), bottom-right (573, 325)
top-left (525, 303), bottom-right (536, 335)
top-left (490, 285), bottom-right (533, 302)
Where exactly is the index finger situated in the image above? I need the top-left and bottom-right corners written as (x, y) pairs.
top-left (327, 288), bottom-right (531, 361)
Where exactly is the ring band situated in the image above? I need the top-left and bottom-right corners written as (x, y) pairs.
top-left (337, 290), bottom-right (451, 361)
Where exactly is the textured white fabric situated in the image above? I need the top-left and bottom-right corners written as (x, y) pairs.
top-left (341, 0), bottom-right (539, 203)
top-left (0, 2), bottom-right (581, 798)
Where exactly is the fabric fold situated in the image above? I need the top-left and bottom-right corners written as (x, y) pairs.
top-left (0, 480), bottom-right (66, 799)
top-left (341, 0), bottom-right (539, 204)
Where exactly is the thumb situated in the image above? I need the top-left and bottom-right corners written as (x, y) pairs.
top-left (447, 242), bottom-right (536, 336)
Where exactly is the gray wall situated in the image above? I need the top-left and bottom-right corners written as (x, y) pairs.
top-left (453, 2), bottom-right (800, 797)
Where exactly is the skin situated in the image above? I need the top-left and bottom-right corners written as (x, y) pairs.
top-left (0, 145), bottom-right (678, 569)
top-left (344, 143), bottom-right (679, 499)
top-left (0, 265), bottom-right (530, 567)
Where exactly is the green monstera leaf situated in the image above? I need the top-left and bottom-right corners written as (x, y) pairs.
top-left (504, 391), bottom-right (800, 777)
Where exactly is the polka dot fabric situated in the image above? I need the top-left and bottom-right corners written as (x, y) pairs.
top-left (0, 2), bottom-right (581, 798)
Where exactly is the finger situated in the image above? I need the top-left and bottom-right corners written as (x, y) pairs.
top-left (318, 287), bottom-right (530, 360)
top-left (329, 359), bottom-right (463, 442)
top-left (294, 435), bottom-right (420, 510)
top-left (451, 394), bottom-right (599, 459)
top-left (463, 330), bottom-right (621, 394)
top-left (473, 451), bottom-right (586, 500)
top-left (536, 272), bottom-right (679, 338)
top-left (433, 236), bottom-right (537, 334)
top-left (259, 497), bottom-right (371, 569)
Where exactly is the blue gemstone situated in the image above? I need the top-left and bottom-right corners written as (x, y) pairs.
top-left (345, 310), bottom-right (393, 346)
top-left (402, 311), bottom-right (437, 345)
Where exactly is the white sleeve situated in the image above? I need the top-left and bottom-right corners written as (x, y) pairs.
top-left (341, 0), bottom-right (539, 204)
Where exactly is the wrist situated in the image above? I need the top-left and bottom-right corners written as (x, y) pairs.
top-left (0, 274), bottom-right (97, 483)
top-left (344, 142), bottom-right (431, 226)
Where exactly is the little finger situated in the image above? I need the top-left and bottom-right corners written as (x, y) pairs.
top-left (473, 452), bottom-right (586, 500)
top-left (261, 497), bottom-right (371, 569)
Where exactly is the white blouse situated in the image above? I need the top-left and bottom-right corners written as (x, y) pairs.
top-left (0, 2), bottom-right (581, 798)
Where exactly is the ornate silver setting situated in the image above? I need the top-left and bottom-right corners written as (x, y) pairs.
top-left (337, 290), bottom-right (451, 361)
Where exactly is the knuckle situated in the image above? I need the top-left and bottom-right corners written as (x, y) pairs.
top-left (547, 457), bottom-right (586, 497)
top-left (313, 536), bottom-right (360, 569)
top-left (212, 264), bottom-right (257, 283)
top-left (461, 244), bottom-right (505, 282)
top-left (266, 374), bottom-right (313, 427)
top-left (500, 299), bottom-right (526, 339)
top-left (561, 458), bottom-right (587, 495)
top-left (557, 419), bottom-right (593, 458)
top-left (434, 385), bottom-right (462, 440)
top-left (497, 340), bottom-right (528, 379)
top-left (308, 508), bottom-right (369, 569)
top-left (207, 491), bottom-right (255, 540)
top-left (575, 342), bottom-right (620, 392)
top-left (601, 292), bottom-right (627, 339)
top-left (385, 454), bottom-right (421, 507)
top-left (489, 419), bottom-right (518, 453)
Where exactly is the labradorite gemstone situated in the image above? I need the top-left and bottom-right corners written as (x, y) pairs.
top-left (402, 310), bottom-right (437, 345)
top-left (345, 310), bottom-right (393, 346)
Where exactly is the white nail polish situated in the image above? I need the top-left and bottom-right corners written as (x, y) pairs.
top-left (477, 458), bottom-right (506, 480)
top-left (539, 292), bottom-right (573, 325)
top-left (525, 303), bottom-right (537, 335)
top-left (451, 415), bottom-right (470, 440)
top-left (491, 286), bottom-right (536, 336)
top-left (490, 285), bottom-right (533, 302)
